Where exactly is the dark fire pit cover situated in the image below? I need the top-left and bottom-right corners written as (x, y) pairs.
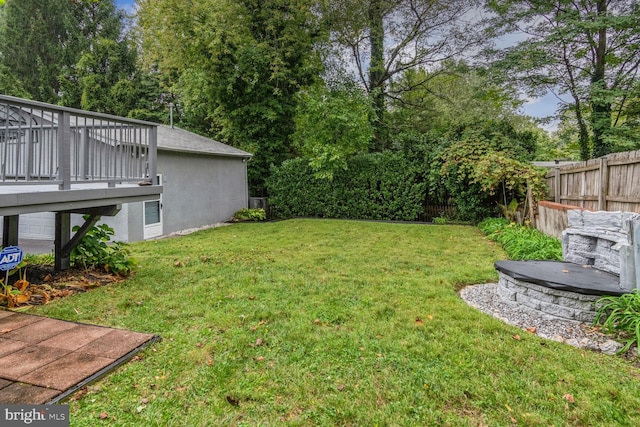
top-left (494, 260), bottom-right (625, 296)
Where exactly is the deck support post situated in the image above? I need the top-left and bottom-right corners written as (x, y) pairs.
top-left (2, 215), bottom-right (19, 248)
top-left (54, 205), bottom-right (120, 271)
top-left (55, 213), bottom-right (71, 271)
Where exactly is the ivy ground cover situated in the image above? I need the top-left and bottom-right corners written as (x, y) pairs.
top-left (33, 219), bottom-right (640, 426)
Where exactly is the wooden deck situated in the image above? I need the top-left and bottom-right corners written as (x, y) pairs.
top-left (0, 95), bottom-right (162, 269)
top-left (0, 183), bottom-right (161, 216)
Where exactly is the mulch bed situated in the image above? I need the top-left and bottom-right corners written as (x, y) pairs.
top-left (1, 265), bottom-right (125, 309)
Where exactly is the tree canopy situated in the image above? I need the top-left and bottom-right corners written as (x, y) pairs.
top-left (487, 0), bottom-right (640, 160)
top-left (0, 0), bottom-right (162, 119)
top-left (324, 0), bottom-right (484, 149)
top-left (137, 0), bottom-right (326, 195)
top-left (3, 0), bottom-right (640, 218)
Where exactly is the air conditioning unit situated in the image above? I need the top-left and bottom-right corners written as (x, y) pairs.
top-left (249, 197), bottom-right (269, 211)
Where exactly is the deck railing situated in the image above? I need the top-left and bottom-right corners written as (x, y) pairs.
top-left (0, 95), bottom-right (157, 190)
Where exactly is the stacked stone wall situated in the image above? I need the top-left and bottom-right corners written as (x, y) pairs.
top-left (562, 210), bottom-right (640, 292)
top-left (497, 272), bottom-right (600, 322)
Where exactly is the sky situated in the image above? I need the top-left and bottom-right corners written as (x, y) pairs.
top-left (116, 0), bottom-right (135, 13)
top-left (114, 0), bottom-right (558, 130)
top-left (523, 93), bottom-right (561, 132)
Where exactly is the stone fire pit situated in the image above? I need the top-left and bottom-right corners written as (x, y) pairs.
top-left (495, 210), bottom-right (640, 322)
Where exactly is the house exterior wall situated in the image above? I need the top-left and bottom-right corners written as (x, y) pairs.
top-left (154, 150), bottom-right (248, 237)
top-left (76, 150), bottom-right (249, 242)
top-left (79, 205), bottom-right (129, 243)
top-left (1, 150), bottom-right (249, 244)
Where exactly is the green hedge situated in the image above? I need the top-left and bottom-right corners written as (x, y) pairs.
top-left (266, 153), bottom-right (427, 221)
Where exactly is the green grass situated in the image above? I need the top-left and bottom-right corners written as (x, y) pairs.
top-left (31, 219), bottom-right (640, 426)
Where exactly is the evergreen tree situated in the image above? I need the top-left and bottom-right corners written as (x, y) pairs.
top-left (138, 0), bottom-right (325, 195)
top-left (0, 0), bottom-right (76, 103)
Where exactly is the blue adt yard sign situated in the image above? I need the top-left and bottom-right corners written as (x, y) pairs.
top-left (0, 246), bottom-right (23, 271)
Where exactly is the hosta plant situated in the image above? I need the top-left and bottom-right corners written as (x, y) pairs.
top-left (594, 291), bottom-right (640, 354)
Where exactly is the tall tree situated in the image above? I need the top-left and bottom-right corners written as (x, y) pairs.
top-left (325, 0), bottom-right (483, 149)
top-left (388, 61), bottom-right (524, 137)
top-left (137, 0), bottom-right (325, 195)
top-left (293, 82), bottom-right (374, 179)
top-left (62, 37), bottom-right (144, 117)
top-left (0, 0), bottom-right (76, 103)
top-left (487, 0), bottom-right (640, 159)
top-left (59, 0), bottom-right (142, 112)
top-left (0, 0), bottom-right (147, 113)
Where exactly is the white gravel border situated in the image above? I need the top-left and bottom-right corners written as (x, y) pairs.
top-left (459, 283), bottom-right (629, 355)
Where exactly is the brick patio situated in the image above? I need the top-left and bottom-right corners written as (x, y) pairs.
top-left (0, 311), bottom-right (158, 404)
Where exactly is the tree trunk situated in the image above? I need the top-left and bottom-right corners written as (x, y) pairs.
top-left (576, 105), bottom-right (591, 161)
top-left (590, 0), bottom-right (612, 159)
top-left (368, 0), bottom-right (387, 151)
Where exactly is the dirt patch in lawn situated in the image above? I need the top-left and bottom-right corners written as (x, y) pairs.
top-left (1, 265), bottom-right (126, 309)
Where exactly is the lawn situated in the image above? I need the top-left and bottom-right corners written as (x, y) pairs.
top-left (32, 219), bottom-right (640, 426)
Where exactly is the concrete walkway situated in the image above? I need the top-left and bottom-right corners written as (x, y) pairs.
top-left (0, 311), bottom-right (159, 404)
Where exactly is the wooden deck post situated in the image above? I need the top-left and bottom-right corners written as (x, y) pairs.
top-left (57, 111), bottom-right (71, 190)
top-left (54, 212), bottom-right (71, 271)
top-left (2, 215), bottom-right (19, 248)
top-left (148, 126), bottom-right (158, 181)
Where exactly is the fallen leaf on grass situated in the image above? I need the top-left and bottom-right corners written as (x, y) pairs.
top-left (251, 320), bottom-right (265, 331)
top-left (226, 396), bottom-right (240, 406)
top-left (99, 412), bottom-right (108, 420)
top-left (563, 393), bottom-right (575, 403)
top-left (69, 387), bottom-right (88, 401)
top-left (512, 335), bottom-right (521, 341)
top-left (415, 317), bottom-right (424, 325)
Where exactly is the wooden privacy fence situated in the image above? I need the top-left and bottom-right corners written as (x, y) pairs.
top-left (546, 149), bottom-right (640, 214)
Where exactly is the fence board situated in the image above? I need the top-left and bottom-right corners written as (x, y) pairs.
top-left (545, 149), bottom-right (640, 214)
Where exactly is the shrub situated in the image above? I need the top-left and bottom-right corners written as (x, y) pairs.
top-left (439, 131), bottom-right (547, 223)
top-left (267, 152), bottom-right (427, 221)
top-left (478, 218), bottom-right (562, 261)
top-left (233, 208), bottom-right (266, 222)
top-left (432, 217), bottom-right (448, 225)
top-left (71, 220), bottom-right (136, 276)
top-left (594, 291), bottom-right (640, 354)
